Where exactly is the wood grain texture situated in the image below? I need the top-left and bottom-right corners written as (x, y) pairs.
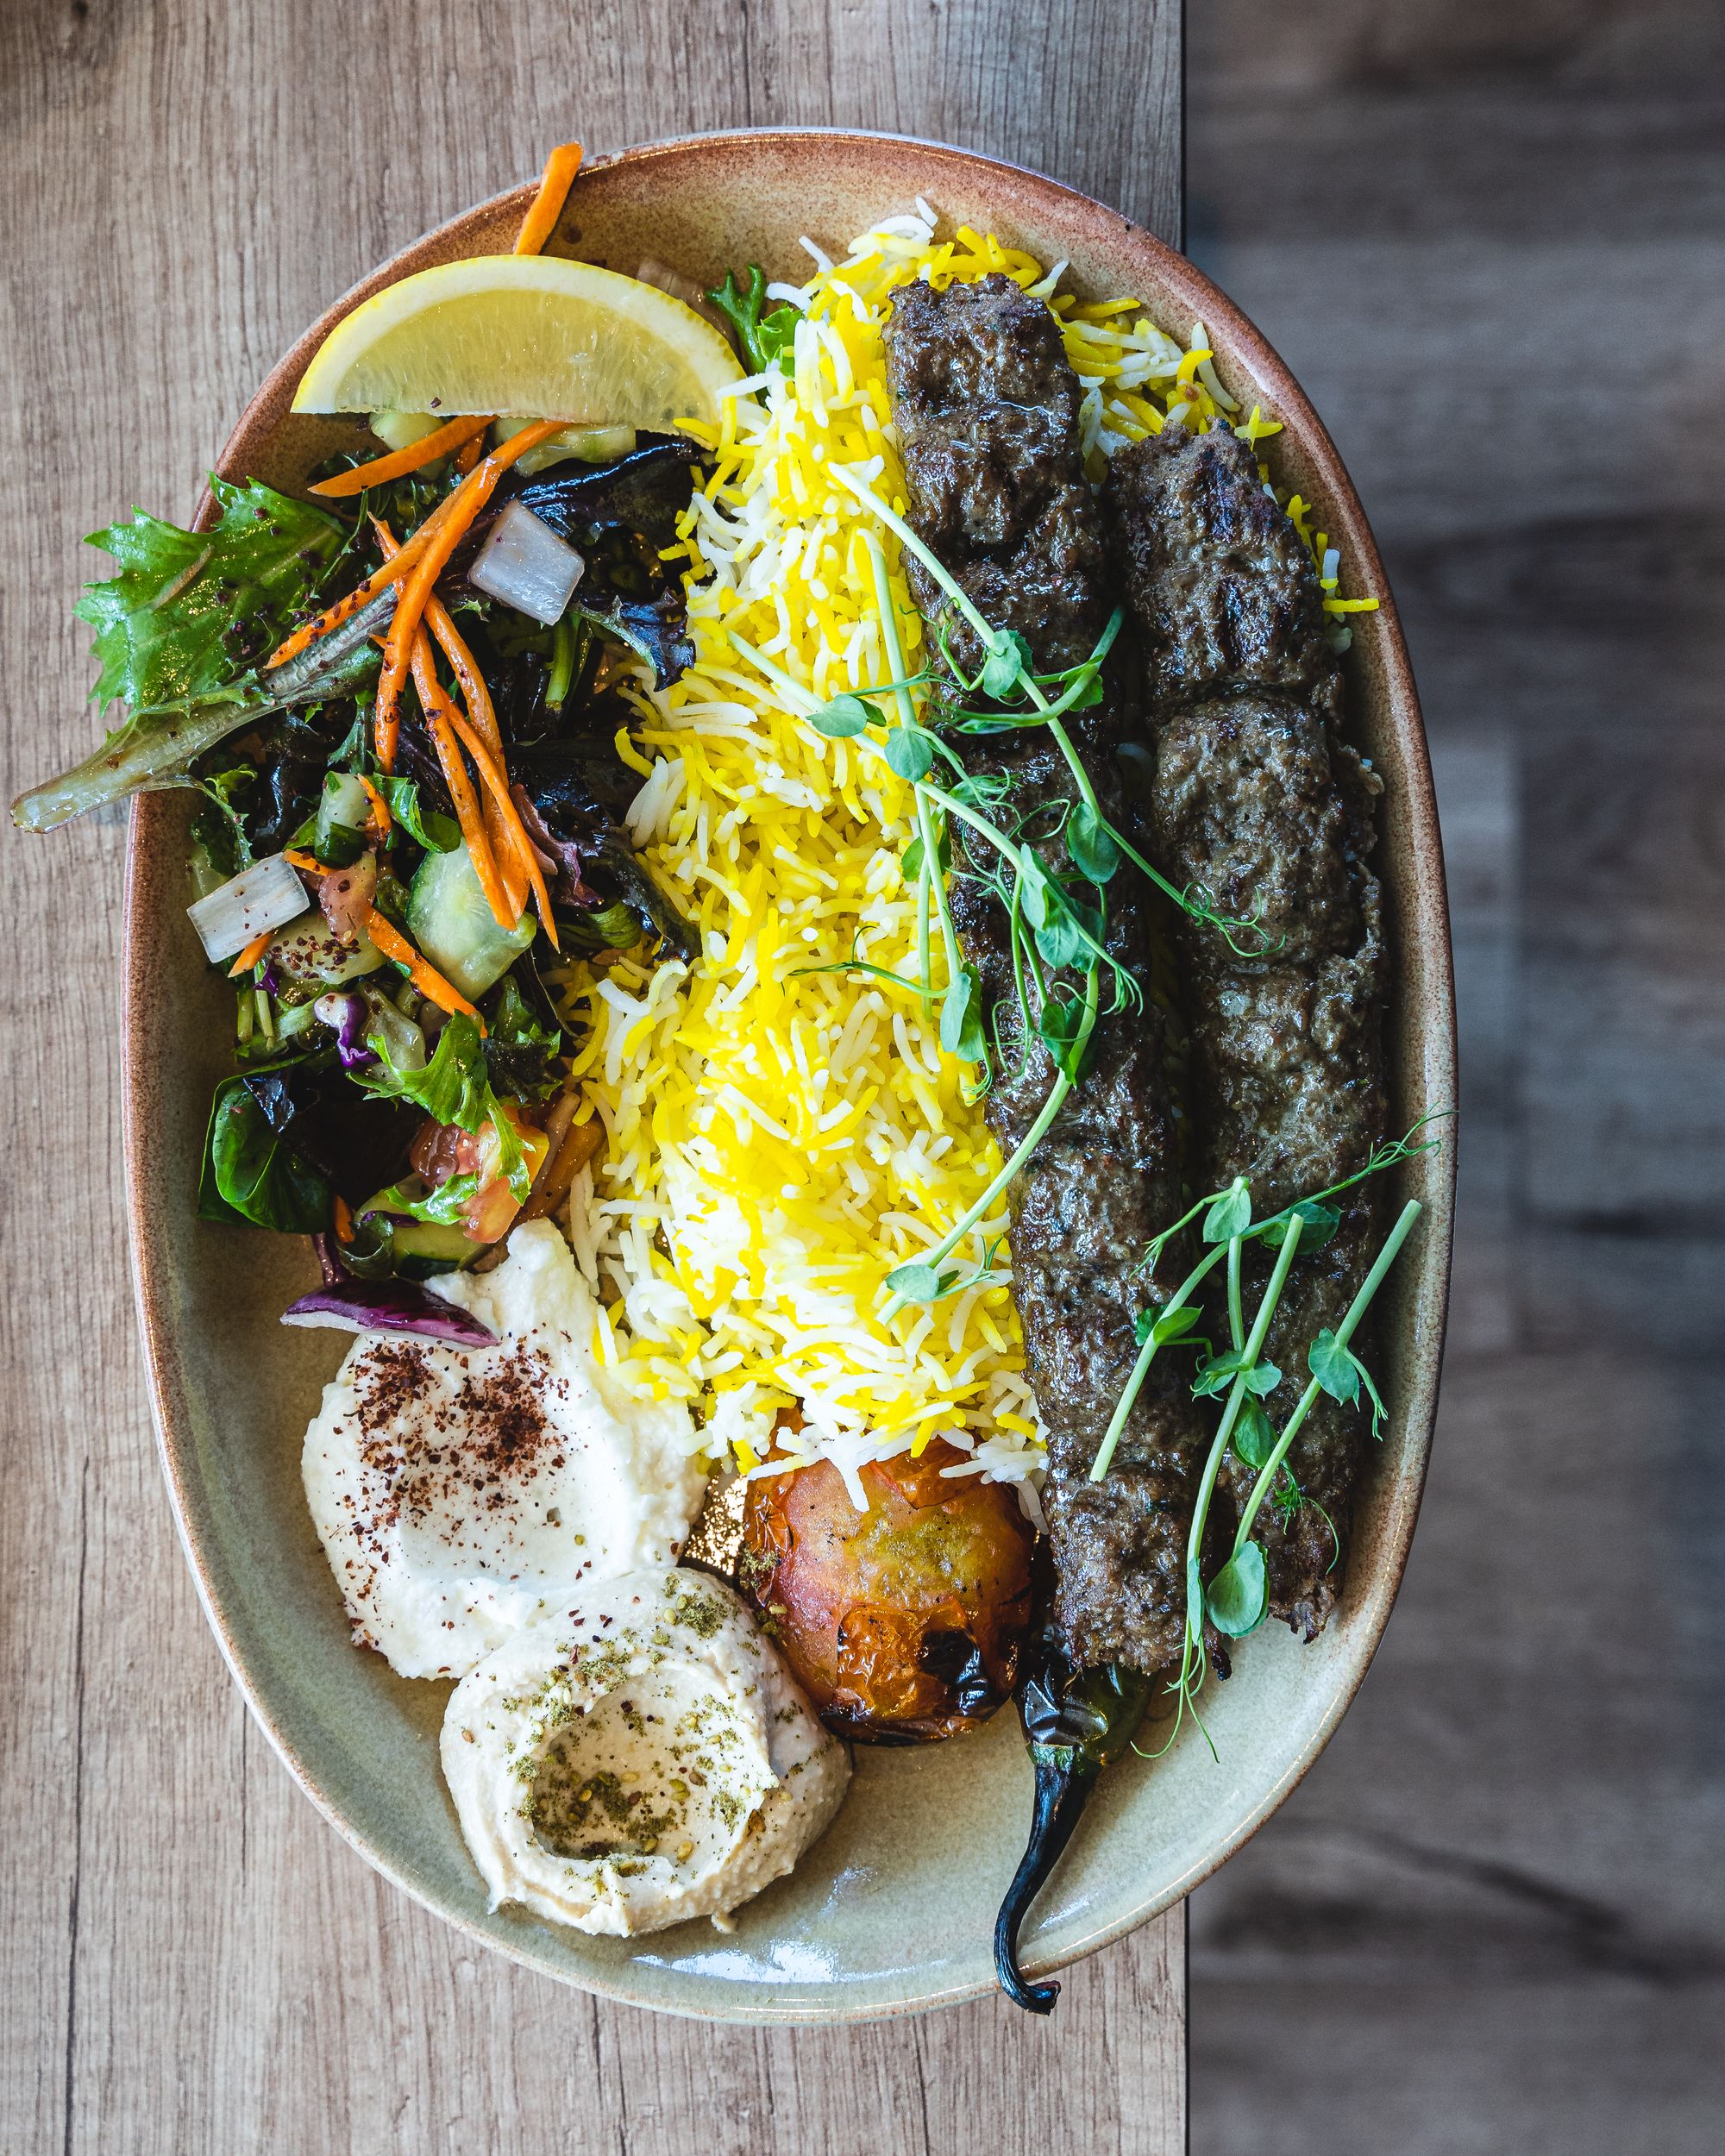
top-left (1187, 3), bottom-right (1725, 2149)
top-left (0, 3), bottom-right (1184, 2153)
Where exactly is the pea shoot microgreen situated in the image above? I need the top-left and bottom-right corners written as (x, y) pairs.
top-left (831, 461), bottom-right (1279, 957)
top-left (733, 530), bottom-right (1136, 1312)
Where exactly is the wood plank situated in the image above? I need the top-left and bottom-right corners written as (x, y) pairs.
top-left (1191, 1353), bottom-right (1725, 2150)
top-left (1183, 8), bottom-right (1725, 2142)
top-left (0, 3), bottom-right (1185, 2153)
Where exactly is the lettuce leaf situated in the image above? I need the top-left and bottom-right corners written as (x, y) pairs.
top-left (354, 1010), bottom-right (492, 1128)
top-left (352, 1011), bottom-right (530, 1199)
top-left (15, 479), bottom-right (364, 834)
top-left (198, 1070), bottom-right (333, 1233)
top-left (77, 476), bottom-right (348, 713)
top-left (362, 1173), bottom-right (480, 1226)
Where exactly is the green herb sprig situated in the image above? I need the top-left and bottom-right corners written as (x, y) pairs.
top-left (1124, 1191), bottom-right (1424, 1758)
top-left (1209, 1198), bottom-right (1424, 1637)
top-left (831, 464), bottom-right (1276, 959)
top-left (705, 264), bottom-right (800, 377)
top-left (731, 536), bottom-right (1132, 1312)
top-left (1088, 1112), bottom-right (1446, 1486)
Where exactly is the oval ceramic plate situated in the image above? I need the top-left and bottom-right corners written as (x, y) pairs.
top-left (123, 128), bottom-right (1455, 2022)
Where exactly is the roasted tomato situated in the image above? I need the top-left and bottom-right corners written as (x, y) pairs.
top-left (739, 1439), bottom-right (1034, 1743)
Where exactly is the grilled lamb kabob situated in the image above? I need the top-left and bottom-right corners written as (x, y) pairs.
top-left (882, 273), bottom-right (1210, 1678)
top-left (1107, 424), bottom-right (1389, 1639)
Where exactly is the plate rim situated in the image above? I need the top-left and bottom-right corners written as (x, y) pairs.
top-left (122, 123), bottom-right (1457, 2023)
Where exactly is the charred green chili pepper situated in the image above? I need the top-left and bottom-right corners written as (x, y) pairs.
top-left (994, 1608), bottom-right (1151, 2014)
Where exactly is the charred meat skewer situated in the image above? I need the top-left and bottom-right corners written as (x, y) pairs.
top-left (1107, 424), bottom-right (1388, 1638)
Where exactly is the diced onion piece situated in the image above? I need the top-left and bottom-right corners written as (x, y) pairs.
top-left (186, 852), bottom-right (310, 964)
top-left (467, 500), bottom-right (585, 625)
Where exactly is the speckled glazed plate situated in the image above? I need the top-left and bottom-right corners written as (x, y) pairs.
top-left (123, 128), bottom-right (1455, 2023)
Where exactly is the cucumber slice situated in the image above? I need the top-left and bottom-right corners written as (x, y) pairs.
top-left (391, 1220), bottom-right (479, 1264)
top-left (405, 842), bottom-right (534, 999)
top-left (371, 411), bottom-right (444, 451)
top-left (315, 772), bottom-right (370, 867)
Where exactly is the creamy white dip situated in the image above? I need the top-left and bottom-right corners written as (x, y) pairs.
top-left (441, 1567), bottom-right (850, 1935)
top-left (302, 1222), bottom-right (706, 1678)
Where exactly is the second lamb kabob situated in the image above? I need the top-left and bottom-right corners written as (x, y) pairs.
top-left (1106, 424), bottom-right (1391, 1639)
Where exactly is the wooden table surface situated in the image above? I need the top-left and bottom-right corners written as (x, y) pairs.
top-left (0, 5), bottom-right (1187, 2153)
top-left (1182, 6), bottom-right (1725, 2151)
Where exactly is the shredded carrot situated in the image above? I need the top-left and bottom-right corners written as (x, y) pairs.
top-left (284, 848), bottom-right (335, 877)
top-left (373, 421), bottom-right (565, 771)
top-left (419, 587), bottom-right (528, 914)
top-left (355, 772), bottom-right (392, 838)
top-left (514, 142), bottom-right (582, 257)
top-left (308, 416), bottom-right (493, 498)
top-left (333, 1194), bottom-right (355, 1245)
top-left (422, 594), bottom-right (504, 761)
top-left (263, 506), bottom-right (452, 671)
top-left (407, 630), bottom-right (518, 933)
top-left (373, 513), bottom-right (515, 885)
top-left (454, 432), bottom-right (486, 476)
top-left (363, 908), bottom-right (486, 1031)
top-left (227, 928), bottom-right (273, 977)
top-left (373, 515), bottom-right (520, 918)
top-left (371, 525), bottom-right (558, 950)
top-left (441, 698), bottom-right (560, 950)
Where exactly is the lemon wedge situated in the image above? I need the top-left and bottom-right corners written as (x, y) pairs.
top-left (292, 254), bottom-right (741, 429)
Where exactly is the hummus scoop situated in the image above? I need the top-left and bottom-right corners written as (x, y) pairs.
top-left (441, 1567), bottom-right (849, 1935)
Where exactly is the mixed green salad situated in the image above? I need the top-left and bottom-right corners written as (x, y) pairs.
top-left (16, 422), bottom-right (710, 1333)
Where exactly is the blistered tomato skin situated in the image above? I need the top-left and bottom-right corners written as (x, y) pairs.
top-left (739, 1441), bottom-right (1034, 1743)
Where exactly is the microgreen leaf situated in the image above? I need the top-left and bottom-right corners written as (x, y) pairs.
top-left (1192, 1350), bottom-right (1281, 1401)
top-left (810, 693), bottom-right (880, 738)
top-left (940, 965), bottom-right (988, 1063)
top-left (885, 725), bottom-right (936, 782)
top-left (1066, 802), bottom-right (1120, 885)
top-left (1206, 1543), bottom-right (1267, 1638)
top-left (900, 829), bottom-right (947, 882)
top-left (1191, 1355), bottom-right (1236, 1400)
top-left (1308, 1330), bottom-right (1388, 1432)
top-left (951, 713), bottom-right (1035, 736)
top-left (1037, 993), bottom-right (1094, 1081)
top-left (884, 1262), bottom-right (948, 1304)
top-left (1308, 1328), bottom-right (1360, 1405)
top-left (1232, 1398), bottom-right (1276, 1470)
top-left (1140, 1302), bottom-right (1202, 1347)
top-left (1256, 1197), bottom-right (1340, 1251)
top-left (980, 630), bottom-right (1033, 700)
top-left (1203, 1181), bottom-right (1252, 1243)
top-left (1017, 856), bottom-right (1053, 931)
top-left (1032, 887), bottom-right (1105, 971)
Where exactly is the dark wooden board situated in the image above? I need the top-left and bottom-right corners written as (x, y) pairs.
top-left (1188, 5), bottom-right (1725, 2147)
